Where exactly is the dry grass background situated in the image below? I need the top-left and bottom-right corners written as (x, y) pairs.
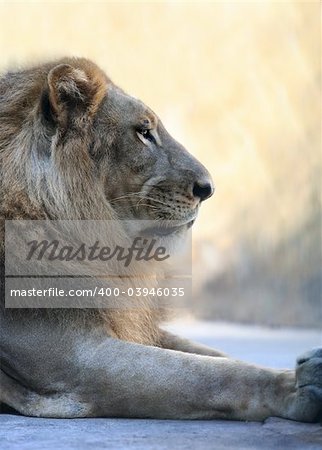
top-left (0, 1), bottom-right (320, 326)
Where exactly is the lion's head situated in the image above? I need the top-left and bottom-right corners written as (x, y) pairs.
top-left (0, 57), bottom-right (213, 235)
top-left (0, 57), bottom-right (214, 343)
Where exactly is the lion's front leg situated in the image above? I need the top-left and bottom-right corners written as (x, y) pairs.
top-left (74, 339), bottom-right (322, 421)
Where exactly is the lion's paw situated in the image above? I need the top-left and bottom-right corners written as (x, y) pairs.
top-left (293, 348), bottom-right (322, 422)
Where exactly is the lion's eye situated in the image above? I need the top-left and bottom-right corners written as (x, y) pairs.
top-left (136, 128), bottom-right (156, 145)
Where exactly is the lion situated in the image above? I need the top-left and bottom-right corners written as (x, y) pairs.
top-left (0, 57), bottom-right (321, 422)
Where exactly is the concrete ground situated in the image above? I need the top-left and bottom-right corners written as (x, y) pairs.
top-left (1, 321), bottom-right (321, 450)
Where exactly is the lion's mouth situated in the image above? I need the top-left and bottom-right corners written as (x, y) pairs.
top-left (141, 218), bottom-right (195, 237)
top-left (186, 219), bottom-right (195, 229)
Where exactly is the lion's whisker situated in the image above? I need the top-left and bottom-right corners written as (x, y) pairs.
top-left (111, 193), bottom-right (171, 208)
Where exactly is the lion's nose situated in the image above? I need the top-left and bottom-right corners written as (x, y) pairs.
top-left (192, 180), bottom-right (214, 201)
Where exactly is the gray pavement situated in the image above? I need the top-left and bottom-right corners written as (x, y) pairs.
top-left (1, 321), bottom-right (322, 450)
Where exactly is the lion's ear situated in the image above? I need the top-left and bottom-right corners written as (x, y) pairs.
top-left (47, 63), bottom-right (106, 126)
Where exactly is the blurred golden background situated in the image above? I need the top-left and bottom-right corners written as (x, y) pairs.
top-left (0, 1), bottom-right (320, 326)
